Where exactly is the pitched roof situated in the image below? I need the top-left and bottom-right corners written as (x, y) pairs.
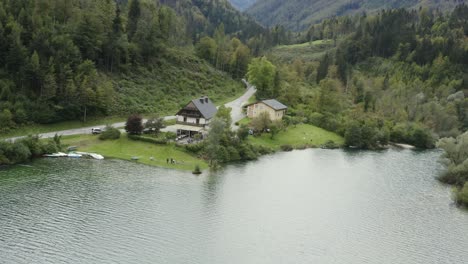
top-left (246, 99), bottom-right (288, 111)
top-left (262, 99), bottom-right (288, 110)
top-left (178, 97), bottom-right (217, 119)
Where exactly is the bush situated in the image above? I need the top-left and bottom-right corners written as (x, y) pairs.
top-left (0, 142), bottom-right (31, 164)
top-left (185, 142), bottom-right (205, 153)
top-left (99, 126), bottom-right (121, 140)
top-left (456, 183), bottom-right (468, 206)
top-left (322, 140), bottom-right (339, 149)
top-left (238, 144), bottom-right (258, 160)
top-left (390, 122), bottom-right (435, 149)
top-left (125, 114), bottom-right (143, 135)
top-left (163, 132), bottom-right (177, 140)
top-left (280, 144), bottom-right (294, 151)
top-left (193, 164), bottom-right (202, 175)
top-left (128, 134), bottom-right (168, 145)
top-left (41, 140), bottom-right (60, 154)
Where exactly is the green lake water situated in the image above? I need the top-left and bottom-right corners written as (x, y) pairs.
top-left (0, 149), bottom-right (467, 264)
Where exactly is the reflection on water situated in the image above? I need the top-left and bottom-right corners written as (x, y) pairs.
top-left (0, 149), bottom-right (467, 264)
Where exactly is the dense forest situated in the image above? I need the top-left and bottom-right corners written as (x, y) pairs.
top-left (227, 0), bottom-right (257, 11)
top-left (0, 0), bottom-right (272, 133)
top-left (247, 0), bottom-right (466, 31)
top-left (252, 5), bottom-right (468, 149)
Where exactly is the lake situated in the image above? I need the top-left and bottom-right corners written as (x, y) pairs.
top-left (0, 149), bottom-right (467, 264)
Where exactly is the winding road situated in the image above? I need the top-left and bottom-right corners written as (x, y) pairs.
top-left (5, 82), bottom-right (256, 142)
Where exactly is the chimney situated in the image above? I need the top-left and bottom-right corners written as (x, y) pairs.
top-left (205, 97), bottom-right (209, 103)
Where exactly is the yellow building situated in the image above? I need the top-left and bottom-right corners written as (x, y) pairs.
top-left (246, 99), bottom-right (288, 121)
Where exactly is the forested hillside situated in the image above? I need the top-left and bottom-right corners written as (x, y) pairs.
top-left (160, 0), bottom-right (264, 40)
top-left (227, 0), bottom-right (257, 11)
top-left (247, 0), bottom-right (466, 31)
top-left (256, 5), bottom-right (468, 148)
top-left (0, 0), bottom-right (263, 133)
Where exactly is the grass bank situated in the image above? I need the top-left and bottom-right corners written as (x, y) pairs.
top-left (62, 135), bottom-right (208, 171)
top-left (248, 124), bottom-right (344, 150)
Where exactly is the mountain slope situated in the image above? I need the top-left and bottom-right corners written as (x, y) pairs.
top-left (247, 0), bottom-right (466, 31)
top-left (160, 0), bottom-right (264, 40)
top-left (0, 0), bottom-right (246, 131)
top-left (227, 0), bottom-right (257, 11)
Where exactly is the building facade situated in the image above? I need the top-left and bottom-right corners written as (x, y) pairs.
top-left (175, 96), bottom-right (217, 136)
top-left (246, 99), bottom-right (288, 121)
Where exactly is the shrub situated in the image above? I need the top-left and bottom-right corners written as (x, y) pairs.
top-left (456, 183), bottom-right (468, 206)
top-left (99, 126), bottom-right (121, 140)
top-left (322, 140), bottom-right (339, 149)
top-left (42, 140), bottom-right (60, 154)
top-left (239, 144), bottom-right (258, 160)
top-left (227, 146), bottom-right (241, 161)
top-left (128, 134), bottom-right (168, 145)
top-left (164, 132), bottom-right (177, 140)
top-left (125, 114), bottom-right (144, 135)
top-left (193, 164), bottom-right (202, 175)
top-left (185, 142), bottom-right (205, 153)
top-left (280, 144), bottom-right (294, 152)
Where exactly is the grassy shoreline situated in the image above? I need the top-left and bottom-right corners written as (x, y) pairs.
top-left (62, 135), bottom-right (208, 171)
top-left (248, 124), bottom-right (344, 150)
top-left (59, 124), bottom-right (343, 171)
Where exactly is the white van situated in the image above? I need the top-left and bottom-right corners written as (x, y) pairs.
top-left (91, 128), bottom-right (102, 134)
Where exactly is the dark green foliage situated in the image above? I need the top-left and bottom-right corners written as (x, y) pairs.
top-left (185, 142), bottom-right (205, 154)
top-left (236, 125), bottom-right (250, 141)
top-left (247, 0), bottom-right (463, 31)
top-left (128, 135), bottom-right (168, 145)
top-left (125, 115), bottom-right (143, 135)
top-left (456, 183), bottom-right (468, 206)
top-left (438, 132), bottom-right (468, 206)
top-left (316, 53), bottom-right (329, 84)
top-left (390, 123), bottom-right (435, 148)
top-left (192, 164), bottom-right (202, 174)
top-left (0, 0), bottom-right (251, 132)
top-left (144, 117), bottom-right (164, 135)
top-left (344, 119), bottom-right (390, 149)
top-left (0, 135), bottom-right (62, 165)
top-left (99, 126), bottom-right (121, 140)
top-left (280, 144), bottom-right (293, 152)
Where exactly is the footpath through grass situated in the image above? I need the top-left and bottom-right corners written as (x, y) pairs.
top-left (62, 135), bottom-right (208, 171)
top-left (248, 124), bottom-right (344, 150)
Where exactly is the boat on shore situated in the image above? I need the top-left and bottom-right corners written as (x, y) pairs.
top-left (43, 152), bottom-right (104, 160)
top-left (76, 152), bottom-right (104, 160)
top-left (43, 152), bottom-right (68, 158)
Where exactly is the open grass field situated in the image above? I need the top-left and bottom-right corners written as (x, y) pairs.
top-left (62, 135), bottom-right (208, 171)
top-left (248, 124), bottom-right (344, 150)
top-left (268, 40), bottom-right (335, 62)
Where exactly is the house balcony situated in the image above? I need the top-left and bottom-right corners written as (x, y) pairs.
top-left (176, 121), bottom-right (206, 127)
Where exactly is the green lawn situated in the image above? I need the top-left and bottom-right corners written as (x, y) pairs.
top-left (62, 134), bottom-right (208, 171)
top-left (248, 124), bottom-right (344, 150)
top-left (237, 117), bottom-right (251, 126)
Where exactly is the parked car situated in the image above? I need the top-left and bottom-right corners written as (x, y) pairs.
top-left (91, 128), bottom-right (102, 134)
top-left (143, 128), bottom-right (156, 134)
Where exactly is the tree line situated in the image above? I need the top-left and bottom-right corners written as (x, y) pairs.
top-left (254, 5), bottom-right (468, 149)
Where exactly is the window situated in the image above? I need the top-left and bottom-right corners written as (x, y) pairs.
top-left (196, 118), bottom-right (200, 124)
top-left (183, 117), bottom-right (187, 122)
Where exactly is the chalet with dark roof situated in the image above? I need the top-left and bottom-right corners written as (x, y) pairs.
top-left (245, 99), bottom-right (287, 121)
top-left (175, 96), bottom-right (217, 136)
